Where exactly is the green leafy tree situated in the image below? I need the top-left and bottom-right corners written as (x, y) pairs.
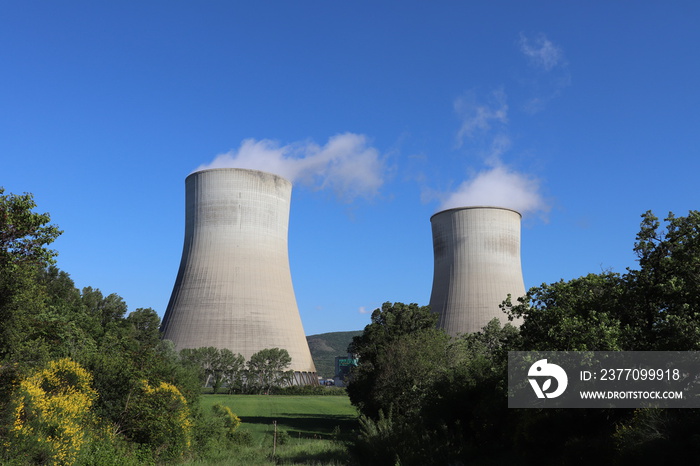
top-left (178, 346), bottom-right (219, 388)
top-left (178, 347), bottom-right (246, 393)
top-left (80, 286), bottom-right (128, 329)
top-left (217, 349), bottom-right (246, 394)
top-left (126, 307), bottom-right (161, 348)
top-left (246, 348), bottom-right (293, 393)
top-left (349, 312), bottom-right (521, 465)
top-left (347, 302), bottom-right (439, 418)
top-left (80, 306), bottom-right (200, 450)
top-left (504, 273), bottom-right (625, 351)
top-left (625, 210), bottom-right (700, 350)
top-left (505, 210), bottom-right (700, 353)
top-left (0, 188), bottom-right (62, 269)
top-left (0, 189), bottom-right (62, 362)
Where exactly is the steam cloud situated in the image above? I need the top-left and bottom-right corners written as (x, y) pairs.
top-left (443, 86), bottom-right (548, 216)
top-left (195, 133), bottom-right (384, 201)
top-left (439, 164), bottom-right (547, 215)
top-left (438, 34), bottom-right (567, 216)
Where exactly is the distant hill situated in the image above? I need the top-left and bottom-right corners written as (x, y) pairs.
top-left (307, 330), bottom-right (362, 379)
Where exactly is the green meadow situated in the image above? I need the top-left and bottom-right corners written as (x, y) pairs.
top-left (185, 395), bottom-right (359, 465)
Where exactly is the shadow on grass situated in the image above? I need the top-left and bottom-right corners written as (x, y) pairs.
top-left (240, 413), bottom-right (358, 440)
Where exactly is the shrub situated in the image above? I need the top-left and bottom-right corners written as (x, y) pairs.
top-left (212, 403), bottom-right (241, 437)
top-left (4, 358), bottom-right (98, 465)
top-left (123, 380), bottom-right (193, 461)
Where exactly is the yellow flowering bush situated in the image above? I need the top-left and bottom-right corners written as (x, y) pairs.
top-left (212, 403), bottom-right (242, 436)
top-left (7, 358), bottom-right (97, 465)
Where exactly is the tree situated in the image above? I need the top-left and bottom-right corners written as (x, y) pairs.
top-left (126, 307), bottom-right (161, 348)
top-left (0, 188), bottom-right (62, 269)
top-left (0, 189), bottom-right (62, 362)
top-left (246, 348), bottom-right (293, 393)
top-left (625, 210), bottom-right (700, 350)
top-left (80, 286), bottom-right (128, 329)
top-left (217, 349), bottom-right (246, 394)
top-left (347, 302), bottom-right (439, 418)
top-left (349, 315), bottom-right (521, 465)
top-left (504, 273), bottom-right (625, 351)
top-left (177, 347), bottom-right (246, 393)
top-left (178, 346), bottom-right (220, 388)
top-left (504, 210), bottom-right (700, 353)
top-left (499, 210), bottom-right (700, 463)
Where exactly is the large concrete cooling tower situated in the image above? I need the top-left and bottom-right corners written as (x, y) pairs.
top-left (429, 206), bottom-right (525, 336)
top-left (161, 168), bottom-right (317, 385)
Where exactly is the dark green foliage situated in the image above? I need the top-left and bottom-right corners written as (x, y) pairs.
top-left (613, 409), bottom-right (700, 465)
top-left (0, 189), bottom-right (62, 365)
top-left (0, 188), bottom-right (62, 269)
top-left (351, 410), bottom-right (422, 466)
top-left (349, 210), bottom-right (700, 465)
top-left (506, 210), bottom-right (700, 353)
top-left (626, 210), bottom-right (700, 350)
top-left (228, 429), bottom-right (253, 446)
top-left (80, 286), bottom-right (128, 329)
top-left (505, 272), bottom-right (626, 351)
top-left (347, 302), bottom-right (439, 419)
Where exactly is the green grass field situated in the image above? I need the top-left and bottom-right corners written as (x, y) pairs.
top-left (186, 395), bottom-right (359, 465)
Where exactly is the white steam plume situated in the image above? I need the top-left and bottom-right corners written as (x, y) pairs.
top-left (195, 133), bottom-right (384, 201)
top-left (445, 87), bottom-right (548, 216)
top-left (438, 164), bottom-right (547, 215)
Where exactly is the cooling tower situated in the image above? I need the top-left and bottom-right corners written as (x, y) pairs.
top-left (429, 206), bottom-right (525, 336)
top-left (161, 168), bottom-right (317, 385)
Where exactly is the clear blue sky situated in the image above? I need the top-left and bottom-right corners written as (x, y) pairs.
top-left (2, 2), bottom-right (699, 335)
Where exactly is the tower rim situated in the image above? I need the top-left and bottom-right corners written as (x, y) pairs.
top-left (430, 205), bottom-right (522, 222)
top-left (187, 167), bottom-right (291, 184)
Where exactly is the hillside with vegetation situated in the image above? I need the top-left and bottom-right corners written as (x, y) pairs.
top-left (307, 330), bottom-right (362, 379)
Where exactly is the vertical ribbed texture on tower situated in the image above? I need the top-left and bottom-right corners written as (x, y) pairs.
top-left (429, 206), bottom-right (525, 337)
top-left (161, 168), bottom-right (317, 384)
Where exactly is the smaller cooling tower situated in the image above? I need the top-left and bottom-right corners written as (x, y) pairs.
top-left (160, 168), bottom-right (317, 385)
top-left (429, 206), bottom-right (525, 336)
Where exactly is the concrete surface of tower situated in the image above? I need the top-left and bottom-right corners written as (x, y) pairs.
top-left (429, 206), bottom-right (525, 337)
top-left (161, 168), bottom-right (317, 385)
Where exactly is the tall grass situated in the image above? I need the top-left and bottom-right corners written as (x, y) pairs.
top-left (185, 395), bottom-right (358, 465)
